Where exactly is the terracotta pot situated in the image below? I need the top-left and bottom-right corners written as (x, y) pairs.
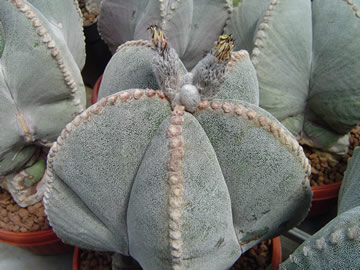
top-left (73, 236), bottom-right (282, 270)
top-left (0, 228), bottom-right (73, 255)
top-left (91, 75), bottom-right (102, 105)
top-left (272, 236), bottom-right (282, 270)
top-left (308, 181), bottom-right (342, 217)
top-left (72, 246), bottom-right (79, 269)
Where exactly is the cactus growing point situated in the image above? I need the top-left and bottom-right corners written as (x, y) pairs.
top-left (44, 28), bottom-right (312, 269)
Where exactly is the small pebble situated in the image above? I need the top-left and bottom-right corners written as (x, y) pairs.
top-left (18, 208), bottom-right (29, 219)
top-left (0, 209), bottom-right (7, 217)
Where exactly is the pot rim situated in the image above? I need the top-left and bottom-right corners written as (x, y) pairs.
top-left (311, 181), bottom-right (342, 201)
top-left (0, 228), bottom-right (59, 246)
top-left (91, 75), bottom-right (103, 104)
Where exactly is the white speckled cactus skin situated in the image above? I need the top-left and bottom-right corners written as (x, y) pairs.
top-left (44, 33), bottom-right (312, 270)
top-left (226, 0), bottom-right (360, 154)
top-left (0, 0), bottom-right (86, 206)
top-left (98, 40), bottom-right (259, 106)
top-left (97, 0), bottom-right (232, 69)
top-left (280, 147), bottom-right (360, 269)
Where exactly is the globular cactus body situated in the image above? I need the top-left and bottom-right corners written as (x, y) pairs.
top-left (44, 30), bottom-right (312, 269)
top-left (0, 0), bottom-right (86, 206)
top-left (226, 0), bottom-right (360, 154)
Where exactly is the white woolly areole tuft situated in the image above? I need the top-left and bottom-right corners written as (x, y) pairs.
top-left (315, 237), bottom-right (326, 250)
top-left (172, 84), bottom-right (201, 113)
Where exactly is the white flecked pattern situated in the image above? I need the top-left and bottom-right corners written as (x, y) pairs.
top-left (11, 0), bottom-right (83, 112)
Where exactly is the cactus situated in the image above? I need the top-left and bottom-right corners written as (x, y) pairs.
top-left (0, 0), bottom-right (86, 207)
top-left (84, 0), bottom-right (101, 14)
top-left (43, 28), bottom-right (312, 270)
top-left (280, 146), bottom-right (360, 269)
top-left (226, 0), bottom-right (360, 154)
top-left (97, 0), bottom-right (232, 69)
top-left (232, 0), bottom-right (241, 6)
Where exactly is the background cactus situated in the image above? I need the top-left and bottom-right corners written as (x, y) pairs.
top-left (0, 0), bottom-right (86, 207)
top-left (84, 0), bottom-right (101, 15)
top-left (226, 0), bottom-right (360, 154)
top-left (97, 0), bottom-right (232, 69)
top-left (280, 146), bottom-right (360, 269)
top-left (44, 30), bottom-right (312, 270)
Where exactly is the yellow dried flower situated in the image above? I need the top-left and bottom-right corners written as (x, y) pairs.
top-left (214, 34), bottom-right (234, 63)
top-left (148, 24), bottom-right (168, 53)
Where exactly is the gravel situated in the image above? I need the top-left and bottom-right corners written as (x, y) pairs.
top-left (78, 240), bottom-right (272, 270)
top-left (305, 126), bottom-right (360, 186)
top-left (0, 190), bottom-right (50, 232)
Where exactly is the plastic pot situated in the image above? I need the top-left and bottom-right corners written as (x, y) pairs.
top-left (73, 236), bottom-right (282, 270)
top-left (308, 181), bottom-right (342, 217)
top-left (0, 227), bottom-right (73, 255)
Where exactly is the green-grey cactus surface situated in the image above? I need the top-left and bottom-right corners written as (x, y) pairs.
top-left (97, 0), bottom-right (232, 69)
top-left (280, 146), bottom-right (360, 269)
top-left (44, 30), bottom-right (312, 270)
top-left (0, 0), bottom-right (86, 206)
top-left (226, 0), bottom-right (360, 154)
